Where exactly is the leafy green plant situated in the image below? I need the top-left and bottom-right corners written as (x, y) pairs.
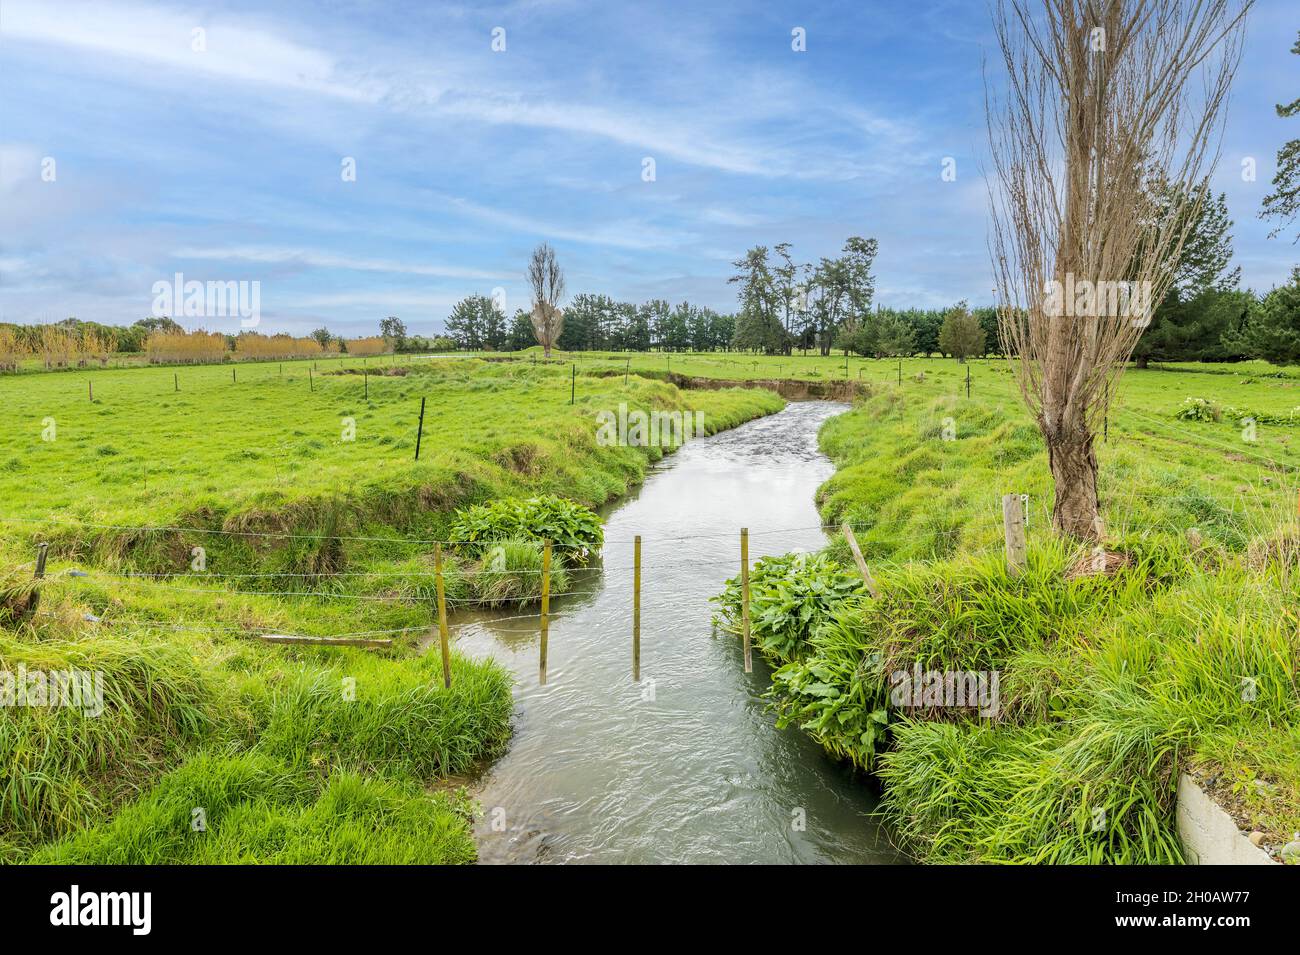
top-left (769, 602), bottom-right (891, 769)
top-left (450, 495), bottom-right (603, 559)
top-left (712, 551), bottom-right (867, 663)
top-left (1174, 396), bottom-right (1300, 425)
top-left (1175, 396), bottom-right (1223, 421)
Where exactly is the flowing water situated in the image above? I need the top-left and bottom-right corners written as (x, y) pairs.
top-left (441, 401), bottom-right (902, 864)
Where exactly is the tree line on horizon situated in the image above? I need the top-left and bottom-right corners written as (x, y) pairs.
top-left (0, 316), bottom-right (414, 371)
top-left (4, 168), bottom-right (1300, 370)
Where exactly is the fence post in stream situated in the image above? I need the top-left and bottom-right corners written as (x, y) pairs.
top-left (539, 540), bottom-right (552, 684)
top-left (414, 397), bottom-right (426, 462)
top-left (1002, 493), bottom-right (1027, 577)
top-left (433, 543), bottom-right (452, 689)
top-left (740, 528), bottom-right (752, 673)
top-left (840, 523), bottom-right (879, 598)
top-left (633, 535), bottom-right (642, 682)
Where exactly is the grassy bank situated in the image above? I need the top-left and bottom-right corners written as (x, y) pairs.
top-left (715, 380), bottom-right (1300, 864)
top-left (0, 358), bottom-right (782, 863)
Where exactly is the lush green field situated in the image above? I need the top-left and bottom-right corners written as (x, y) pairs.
top-left (4, 348), bottom-right (1298, 864)
top-left (0, 356), bottom-right (781, 863)
top-left (710, 361), bottom-right (1300, 864)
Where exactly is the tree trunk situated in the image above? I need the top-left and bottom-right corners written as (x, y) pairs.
top-left (543, 344), bottom-right (551, 358)
top-left (1044, 416), bottom-right (1100, 541)
top-left (1135, 356), bottom-right (1148, 369)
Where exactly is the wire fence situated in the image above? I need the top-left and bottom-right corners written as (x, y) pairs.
top-left (4, 493), bottom-right (1196, 671)
top-left (7, 370), bottom-right (1299, 684)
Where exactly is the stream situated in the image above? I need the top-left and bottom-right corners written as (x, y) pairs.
top-left (443, 400), bottom-right (902, 864)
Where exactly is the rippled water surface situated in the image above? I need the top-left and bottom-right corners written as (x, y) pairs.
top-left (443, 401), bottom-right (902, 864)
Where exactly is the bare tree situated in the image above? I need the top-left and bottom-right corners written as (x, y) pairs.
top-left (987, 0), bottom-right (1249, 540)
top-left (527, 242), bottom-right (566, 357)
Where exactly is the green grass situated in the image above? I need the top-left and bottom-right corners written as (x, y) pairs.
top-left (0, 356), bottom-right (781, 863)
top-left (28, 751), bottom-right (483, 865)
top-left (708, 370), bottom-right (1300, 864)
top-left (6, 349), bottom-right (1300, 864)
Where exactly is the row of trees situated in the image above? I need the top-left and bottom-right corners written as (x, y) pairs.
top-left (0, 322), bottom-right (116, 371)
top-left (442, 292), bottom-right (737, 353)
top-left (439, 274), bottom-right (1300, 364)
top-left (146, 330), bottom-right (353, 364)
top-left (730, 238), bottom-right (880, 356)
top-left (0, 318), bottom-right (407, 371)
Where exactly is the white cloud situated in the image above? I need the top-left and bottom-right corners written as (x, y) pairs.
top-left (444, 197), bottom-right (693, 250)
top-left (173, 245), bottom-right (511, 281)
top-left (1, 0), bottom-right (375, 101)
top-left (1, 0), bottom-right (916, 181)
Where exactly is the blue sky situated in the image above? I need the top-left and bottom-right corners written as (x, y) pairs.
top-left (1, 0), bottom-right (1297, 338)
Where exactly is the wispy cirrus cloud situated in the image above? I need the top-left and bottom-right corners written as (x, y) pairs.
top-left (173, 246), bottom-right (511, 281)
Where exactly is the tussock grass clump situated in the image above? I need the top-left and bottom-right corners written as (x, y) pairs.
top-left (1, 618), bottom-right (512, 863)
top-left (29, 751), bottom-right (480, 865)
top-left (880, 567), bottom-right (1300, 863)
top-left (0, 631), bottom-right (223, 852)
top-left (878, 719), bottom-right (1185, 863)
top-left (246, 650), bottom-right (513, 779)
top-left (0, 565), bottom-right (37, 628)
top-left (1246, 528), bottom-right (1300, 571)
top-left (471, 539), bottom-right (570, 607)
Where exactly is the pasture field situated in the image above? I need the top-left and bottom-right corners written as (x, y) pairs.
top-left (0, 357), bottom-right (780, 863)
top-left (2, 350), bottom-right (1298, 864)
top-left (703, 355), bottom-right (1300, 863)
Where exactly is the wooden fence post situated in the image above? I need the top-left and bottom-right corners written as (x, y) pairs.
top-left (570, 364), bottom-right (575, 405)
top-left (539, 540), bottom-right (552, 684)
top-left (174, 372), bottom-right (179, 392)
top-left (19, 542), bottom-right (49, 622)
top-left (840, 523), bottom-right (879, 598)
top-left (1103, 380), bottom-right (1109, 443)
top-left (1002, 494), bottom-right (1027, 576)
top-left (434, 543), bottom-right (452, 688)
top-left (633, 534), bottom-right (641, 681)
top-left (414, 396), bottom-right (426, 462)
top-left (309, 368), bottom-right (313, 392)
top-left (364, 368), bottom-right (369, 400)
top-left (965, 365), bottom-right (971, 398)
top-left (740, 528), bottom-right (752, 673)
